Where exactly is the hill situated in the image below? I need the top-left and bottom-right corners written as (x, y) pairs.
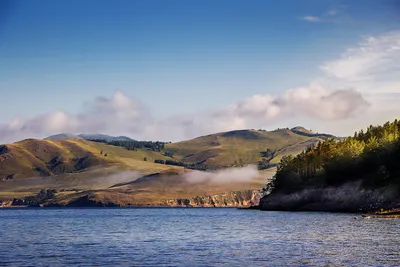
top-left (0, 126), bottom-right (335, 207)
top-left (0, 138), bottom-right (177, 181)
top-left (290, 126), bottom-right (314, 135)
top-left (164, 128), bottom-right (332, 169)
top-left (0, 138), bottom-right (184, 202)
top-left (44, 133), bottom-right (83, 140)
top-left (78, 134), bottom-right (135, 142)
top-left (37, 167), bottom-right (276, 207)
top-left (259, 119), bottom-right (400, 213)
top-left (44, 133), bottom-right (135, 142)
top-left (290, 126), bottom-right (336, 139)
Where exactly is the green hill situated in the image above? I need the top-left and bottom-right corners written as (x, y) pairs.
top-left (164, 128), bottom-right (330, 169)
top-left (0, 138), bottom-right (178, 181)
top-left (0, 127), bottom-right (334, 206)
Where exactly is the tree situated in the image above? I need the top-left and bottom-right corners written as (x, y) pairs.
top-left (265, 119), bottom-right (400, 195)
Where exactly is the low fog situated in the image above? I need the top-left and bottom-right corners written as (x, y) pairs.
top-left (93, 171), bottom-right (142, 188)
top-left (183, 165), bottom-right (259, 184)
top-left (0, 170), bottom-right (142, 191)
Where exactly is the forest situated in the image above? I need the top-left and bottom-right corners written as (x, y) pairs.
top-left (154, 159), bottom-right (208, 171)
top-left (268, 120), bottom-right (400, 193)
top-left (90, 139), bottom-right (166, 152)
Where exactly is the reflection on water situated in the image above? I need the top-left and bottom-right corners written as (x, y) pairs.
top-left (1, 208), bottom-right (399, 266)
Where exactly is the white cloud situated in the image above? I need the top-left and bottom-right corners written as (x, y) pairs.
top-left (321, 32), bottom-right (400, 93)
top-left (0, 81), bottom-right (367, 143)
top-left (0, 31), bottom-right (399, 144)
top-left (327, 9), bottom-right (338, 16)
top-left (301, 16), bottom-right (321, 22)
top-left (301, 6), bottom-right (344, 23)
top-left (0, 91), bottom-right (150, 143)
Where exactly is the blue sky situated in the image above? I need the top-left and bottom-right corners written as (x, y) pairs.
top-left (0, 0), bottom-right (399, 142)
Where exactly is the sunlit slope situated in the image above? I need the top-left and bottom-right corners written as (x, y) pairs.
top-left (44, 167), bottom-right (276, 206)
top-left (164, 129), bottom-right (327, 168)
top-left (0, 138), bottom-right (177, 180)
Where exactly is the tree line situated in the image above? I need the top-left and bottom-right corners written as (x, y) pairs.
top-left (12, 189), bottom-right (58, 206)
top-left (90, 140), bottom-right (166, 152)
top-left (154, 159), bottom-right (208, 171)
top-left (268, 120), bottom-right (400, 193)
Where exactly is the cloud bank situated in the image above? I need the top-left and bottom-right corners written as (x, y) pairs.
top-left (1, 31), bottom-right (400, 143)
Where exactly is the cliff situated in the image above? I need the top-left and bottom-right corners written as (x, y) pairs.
top-left (259, 181), bottom-right (400, 212)
top-left (2, 189), bottom-right (263, 208)
top-left (166, 190), bottom-right (262, 207)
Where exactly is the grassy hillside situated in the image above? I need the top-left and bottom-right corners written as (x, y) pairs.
top-left (164, 128), bottom-right (328, 169)
top-left (0, 127), bottom-right (332, 205)
top-left (0, 138), bottom-right (177, 180)
top-left (0, 127), bottom-right (327, 180)
top-left (0, 138), bottom-right (183, 200)
top-left (38, 167), bottom-right (276, 207)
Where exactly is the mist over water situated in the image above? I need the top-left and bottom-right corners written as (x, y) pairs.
top-left (183, 165), bottom-right (259, 184)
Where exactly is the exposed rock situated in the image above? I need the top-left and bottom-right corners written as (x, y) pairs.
top-left (259, 181), bottom-right (400, 212)
top-left (0, 200), bottom-right (13, 207)
top-left (166, 190), bottom-right (262, 207)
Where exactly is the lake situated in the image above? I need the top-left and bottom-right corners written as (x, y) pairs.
top-left (0, 208), bottom-right (399, 266)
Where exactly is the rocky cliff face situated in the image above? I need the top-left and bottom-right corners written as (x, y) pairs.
top-left (259, 181), bottom-right (400, 212)
top-left (1, 190), bottom-right (264, 208)
top-left (0, 200), bottom-right (13, 207)
top-left (166, 190), bottom-right (262, 207)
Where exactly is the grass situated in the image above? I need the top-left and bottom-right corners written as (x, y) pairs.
top-left (0, 138), bottom-right (178, 180)
top-left (0, 128), bottom-right (327, 180)
top-left (164, 129), bottom-right (324, 168)
top-left (0, 127), bottom-right (329, 204)
top-left (44, 167), bottom-right (272, 206)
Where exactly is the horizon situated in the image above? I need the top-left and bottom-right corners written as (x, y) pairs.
top-left (1, 0), bottom-right (400, 143)
top-left (29, 125), bottom-right (332, 143)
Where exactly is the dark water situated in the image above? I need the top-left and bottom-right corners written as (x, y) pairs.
top-left (1, 208), bottom-right (400, 266)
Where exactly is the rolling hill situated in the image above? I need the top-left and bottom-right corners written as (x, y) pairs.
top-left (164, 128), bottom-right (331, 169)
top-left (44, 133), bottom-right (83, 140)
top-left (45, 133), bottom-right (135, 142)
top-left (0, 127), bottom-right (335, 206)
top-left (42, 167), bottom-right (276, 207)
top-left (0, 138), bottom-right (177, 181)
top-left (78, 134), bottom-right (135, 142)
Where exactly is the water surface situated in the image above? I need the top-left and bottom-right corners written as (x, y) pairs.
top-left (1, 208), bottom-right (399, 266)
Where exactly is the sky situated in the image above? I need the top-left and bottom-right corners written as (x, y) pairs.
top-left (0, 0), bottom-right (400, 143)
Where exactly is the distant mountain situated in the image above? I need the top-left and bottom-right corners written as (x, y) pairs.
top-left (78, 134), bottom-right (135, 142)
top-left (44, 133), bottom-right (82, 140)
top-left (44, 133), bottom-right (135, 142)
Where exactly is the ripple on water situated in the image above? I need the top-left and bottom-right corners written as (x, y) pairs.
top-left (1, 209), bottom-right (400, 266)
